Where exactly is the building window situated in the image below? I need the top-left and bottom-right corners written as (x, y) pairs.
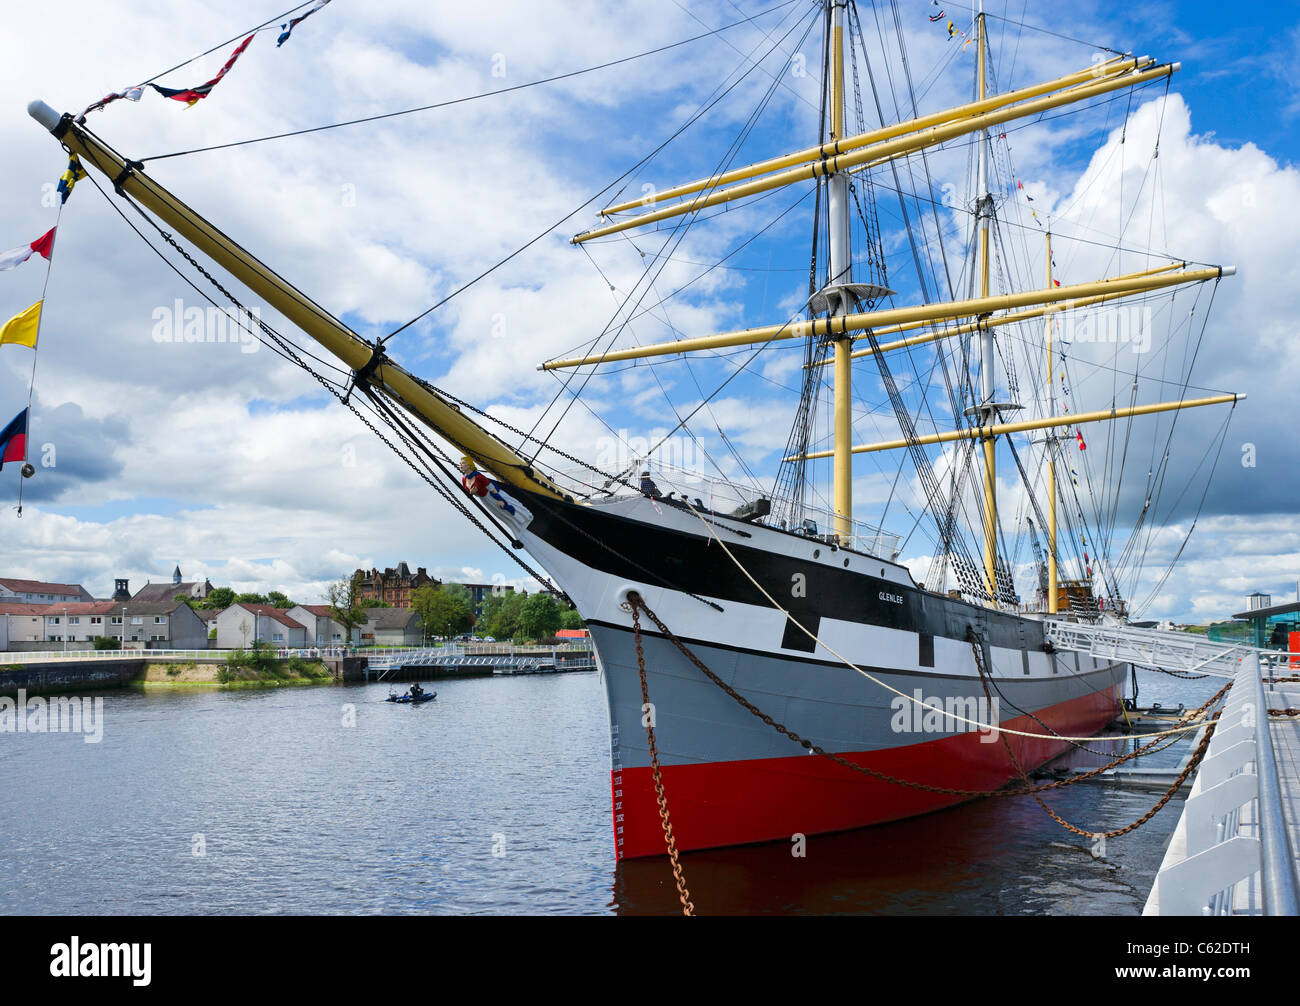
top-left (69, 616), bottom-right (80, 624)
top-left (149, 634), bottom-right (165, 642)
top-left (131, 617), bottom-right (144, 625)
top-left (110, 616), bottom-right (122, 625)
top-left (90, 617), bottom-right (102, 625)
top-left (154, 616), bottom-right (166, 624)
top-left (50, 616), bottom-right (60, 624)
top-left (272, 632), bottom-right (284, 642)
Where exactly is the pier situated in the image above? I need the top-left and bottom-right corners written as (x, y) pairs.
top-left (1140, 652), bottom-right (1300, 915)
top-left (362, 643), bottom-right (598, 681)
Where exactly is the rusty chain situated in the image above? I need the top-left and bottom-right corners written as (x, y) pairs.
top-left (628, 602), bottom-right (695, 917)
top-left (966, 628), bottom-right (1222, 841)
top-left (624, 591), bottom-right (1231, 802)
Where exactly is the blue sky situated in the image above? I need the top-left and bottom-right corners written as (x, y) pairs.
top-left (0, 1), bottom-right (1295, 621)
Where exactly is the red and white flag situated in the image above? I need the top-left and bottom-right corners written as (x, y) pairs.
top-left (0, 228), bottom-right (56, 272)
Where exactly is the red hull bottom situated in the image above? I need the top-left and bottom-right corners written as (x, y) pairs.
top-left (612, 685), bottom-right (1121, 859)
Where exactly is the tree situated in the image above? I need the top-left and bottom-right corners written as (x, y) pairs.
top-left (326, 574), bottom-right (368, 644)
top-left (202, 586), bottom-right (236, 610)
top-left (559, 608), bottom-right (586, 631)
top-left (234, 592), bottom-right (270, 606)
top-left (411, 584), bottom-right (472, 640)
top-left (481, 590), bottom-right (525, 640)
top-left (519, 593), bottom-right (563, 641)
top-left (267, 590), bottom-right (294, 609)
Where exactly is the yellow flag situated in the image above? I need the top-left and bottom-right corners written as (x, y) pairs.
top-left (0, 300), bottom-right (42, 348)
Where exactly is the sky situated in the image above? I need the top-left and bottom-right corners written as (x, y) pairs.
top-left (0, 0), bottom-right (1295, 622)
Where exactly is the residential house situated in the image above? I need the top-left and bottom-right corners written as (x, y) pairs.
top-left (444, 581), bottom-right (515, 622)
top-left (214, 603), bottom-right (307, 649)
top-left (287, 604), bottom-right (360, 647)
top-left (119, 600), bottom-right (210, 648)
top-left (354, 563), bottom-right (437, 608)
top-left (0, 601), bottom-right (117, 648)
top-left (0, 577), bottom-right (94, 605)
top-left (360, 607), bottom-right (424, 646)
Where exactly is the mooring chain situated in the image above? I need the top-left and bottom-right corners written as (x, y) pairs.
top-left (967, 628), bottom-right (1225, 841)
top-left (627, 602), bottom-right (695, 917)
top-left (625, 592), bottom-right (1230, 801)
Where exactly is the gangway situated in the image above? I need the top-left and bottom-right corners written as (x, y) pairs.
top-left (1043, 618), bottom-right (1275, 677)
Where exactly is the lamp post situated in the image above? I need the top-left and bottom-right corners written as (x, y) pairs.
top-left (122, 605), bottom-right (127, 649)
top-left (62, 606), bottom-right (67, 653)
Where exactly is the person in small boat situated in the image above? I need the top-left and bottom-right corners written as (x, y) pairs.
top-left (409, 682), bottom-right (424, 699)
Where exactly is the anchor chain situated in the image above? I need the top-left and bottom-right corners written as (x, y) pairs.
top-left (624, 591), bottom-right (1230, 801)
top-left (966, 627), bottom-right (1223, 841)
top-left (627, 601), bottom-right (695, 917)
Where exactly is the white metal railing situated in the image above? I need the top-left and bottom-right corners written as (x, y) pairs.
top-left (1143, 652), bottom-right (1300, 915)
top-left (365, 642), bottom-right (594, 669)
top-left (1043, 618), bottom-right (1272, 677)
top-left (0, 646), bottom-right (355, 666)
top-left (555, 462), bottom-right (903, 560)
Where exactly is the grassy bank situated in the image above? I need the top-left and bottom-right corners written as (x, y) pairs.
top-left (135, 652), bottom-right (335, 690)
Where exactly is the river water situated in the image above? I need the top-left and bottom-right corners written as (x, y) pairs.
top-left (0, 667), bottom-right (1217, 915)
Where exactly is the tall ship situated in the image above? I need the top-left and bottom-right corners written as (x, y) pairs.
top-left (23, 1), bottom-right (1239, 860)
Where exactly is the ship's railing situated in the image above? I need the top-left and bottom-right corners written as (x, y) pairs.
top-left (551, 462), bottom-right (901, 560)
top-left (1143, 652), bottom-right (1300, 915)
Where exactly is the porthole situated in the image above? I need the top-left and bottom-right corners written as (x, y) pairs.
top-left (813, 549), bottom-right (821, 558)
top-left (843, 558), bottom-right (850, 567)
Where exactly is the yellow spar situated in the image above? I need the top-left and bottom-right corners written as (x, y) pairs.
top-left (28, 101), bottom-right (569, 502)
top-left (786, 394), bottom-right (1244, 461)
top-left (540, 265), bottom-right (1232, 370)
top-left (572, 61), bottom-right (1177, 245)
top-left (599, 56), bottom-right (1144, 217)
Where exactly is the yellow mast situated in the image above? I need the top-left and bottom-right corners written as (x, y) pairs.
top-left (828, 1), bottom-right (852, 545)
top-left (1046, 230), bottom-right (1059, 613)
top-left (976, 9), bottom-right (998, 602)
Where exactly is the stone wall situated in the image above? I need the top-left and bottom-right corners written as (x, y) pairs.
top-left (0, 660), bottom-right (146, 697)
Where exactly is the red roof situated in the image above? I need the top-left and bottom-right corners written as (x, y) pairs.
top-left (0, 601), bottom-right (115, 616)
top-left (235, 603), bottom-right (305, 629)
top-left (555, 628), bottom-right (589, 638)
top-left (0, 578), bottom-right (85, 597)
